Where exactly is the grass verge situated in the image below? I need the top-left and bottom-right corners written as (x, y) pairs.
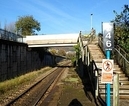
top-left (0, 67), bottom-right (51, 95)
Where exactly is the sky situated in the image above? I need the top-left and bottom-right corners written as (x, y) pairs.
top-left (0, 0), bottom-right (129, 34)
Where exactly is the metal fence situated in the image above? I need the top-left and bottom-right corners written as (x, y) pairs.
top-left (0, 28), bottom-right (23, 42)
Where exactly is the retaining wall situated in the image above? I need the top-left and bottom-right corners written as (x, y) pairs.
top-left (0, 39), bottom-right (58, 82)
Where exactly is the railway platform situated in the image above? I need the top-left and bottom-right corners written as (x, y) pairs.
top-left (48, 66), bottom-right (97, 106)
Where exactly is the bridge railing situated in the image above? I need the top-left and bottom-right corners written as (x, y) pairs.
top-left (98, 34), bottom-right (129, 76)
top-left (0, 28), bottom-right (23, 42)
top-left (78, 29), bottom-right (96, 62)
top-left (80, 29), bottom-right (96, 44)
top-left (78, 29), bottom-right (97, 97)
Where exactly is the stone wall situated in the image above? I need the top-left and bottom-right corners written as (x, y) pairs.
top-left (0, 39), bottom-right (59, 82)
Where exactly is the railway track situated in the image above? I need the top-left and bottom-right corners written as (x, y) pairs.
top-left (5, 61), bottom-right (70, 106)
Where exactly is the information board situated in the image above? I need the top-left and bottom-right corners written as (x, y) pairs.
top-left (102, 23), bottom-right (114, 51)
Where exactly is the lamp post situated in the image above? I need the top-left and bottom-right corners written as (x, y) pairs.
top-left (91, 14), bottom-right (93, 29)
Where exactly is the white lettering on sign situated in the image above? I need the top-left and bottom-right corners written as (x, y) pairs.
top-left (105, 32), bottom-right (111, 39)
top-left (103, 23), bottom-right (114, 51)
top-left (106, 40), bottom-right (112, 47)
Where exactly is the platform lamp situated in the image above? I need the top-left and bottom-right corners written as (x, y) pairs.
top-left (91, 14), bottom-right (93, 29)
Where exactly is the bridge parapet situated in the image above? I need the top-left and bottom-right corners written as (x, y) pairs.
top-left (25, 33), bottom-right (79, 47)
top-left (26, 39), bottom-right (77, 44)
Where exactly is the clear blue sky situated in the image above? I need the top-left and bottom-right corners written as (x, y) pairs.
top-left (0, 0), bottom-right (129, 34)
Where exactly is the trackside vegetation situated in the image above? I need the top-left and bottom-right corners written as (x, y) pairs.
top-left (0, 67), bottom-right (50, 96)
top-left (112, 5), bottom-right (129, 53)
top-left (70, 43), bottom-right (81, 66)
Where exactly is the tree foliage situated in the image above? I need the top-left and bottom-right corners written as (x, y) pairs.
top-left (15, 15), bottom-right (40, 36)
top-left (112, 5), bottom-right (129, 52)
top-left (74, 43), bottom-right (81, 59)
top-left (72, 43), bottom-right (80, 65)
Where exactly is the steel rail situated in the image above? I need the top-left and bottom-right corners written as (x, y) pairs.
top-left (5, 68), bottom-right (57, 106)
top-left (5, 62), bottom-right (70, 106)
top-left (35, 67), bottom-right (67, 106)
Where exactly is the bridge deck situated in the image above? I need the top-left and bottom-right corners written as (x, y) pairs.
top-left (25, 33), bottom-right (79, 47)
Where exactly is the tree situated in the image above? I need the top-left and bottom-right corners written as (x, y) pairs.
top-left (112, 5), bottom-right (129, 52)
top-left (15, 15), bottom-right (40, 36)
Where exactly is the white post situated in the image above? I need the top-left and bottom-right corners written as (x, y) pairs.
top-left (113, 73), bottom-right (119, 106)
top-left (95, 70), bottom-right (98, 97)
top-left (87, 52), bottom-right (90, 66)
top-left (85, 46), bottom-right (87, 65)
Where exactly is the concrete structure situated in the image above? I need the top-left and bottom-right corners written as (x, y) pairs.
top-left (25, 33), bottom-right (79, 47)
top-left (0, 32), bottom-right (80, 81)
top-left (0, 39), bottom-right (42, 81)
top-left (0, 39), bottom-right (63, 82)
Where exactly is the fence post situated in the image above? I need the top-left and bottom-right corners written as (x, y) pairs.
top-left (85, 46), bottom-right (87, 65)
top-left (87, 52), bottom-right (90, 66)
top-left (113, 73), bottom-right (119, 106)
top-left (95, 70), bottom-right (98, 97)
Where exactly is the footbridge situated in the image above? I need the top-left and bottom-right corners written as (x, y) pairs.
top-left (1, 25), bottom-right (129, 105)
top-left (25, 33), bottom-right (79, 47)
top-left (79, 29), bottom-right (129, 105)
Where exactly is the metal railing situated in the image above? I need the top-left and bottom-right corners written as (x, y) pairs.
top-left (78, 29), bottom-right (97, 97)
top-left (84, 41), bottom-right (107, 105)
top-left (98, 34), bottom-right (129, 76)
top-left (114, 46), bottom-right (129, 76)
top-left (0, 28), bottom-right (23, 42)
top-left (80, 29), bottom-right (96, 44)
top-left (78, 29), bottom-right (96, 63)
top-left (80, 32), bottom-right (121, 105)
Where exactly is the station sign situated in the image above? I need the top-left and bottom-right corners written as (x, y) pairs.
top-left (101, 59), bottom-right (114, 83)
top-left (102, 23), bottom-right (114, 51)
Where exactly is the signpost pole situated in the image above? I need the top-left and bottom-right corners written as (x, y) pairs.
top-left (106, 50), bottom-right (111, 106)
top-left (102, 22), bottom-right (114, 106)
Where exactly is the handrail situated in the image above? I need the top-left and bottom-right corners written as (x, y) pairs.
top-left (86, 46), bottom-right (96, 95)
top-left (87, 29), bottom-right (96, 44)
top-left (92, 60), bottom-right (100, 96)
top-left (92, 60), bottom-right (101, 77)
top-left (115, 48), bottom-right (129, 64)
top-left (115, 45), bottom-right (129, 61)
top-left (80, 32), bottom-right (121, 105)
top-left (78, 29), bottom-right (96, 95)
